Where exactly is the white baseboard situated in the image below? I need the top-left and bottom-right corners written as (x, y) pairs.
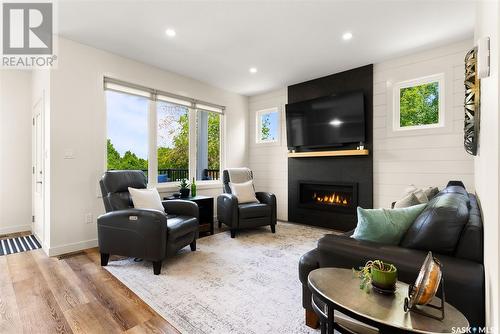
top-left (48, 238), bottom-right (98, 257)
top-left (0, 225), bottom-right (31, 235)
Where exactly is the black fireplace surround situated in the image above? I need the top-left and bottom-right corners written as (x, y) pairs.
top-left (288, 65), bottom-right (373, 231)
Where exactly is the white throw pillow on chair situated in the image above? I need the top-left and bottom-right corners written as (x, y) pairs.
top-left (229, 180), bottom-right (259, 204)
top-left (128, 187), bottom-right (165, 212)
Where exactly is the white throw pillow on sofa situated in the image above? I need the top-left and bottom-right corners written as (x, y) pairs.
top-left (128, 187), bottom-right (165, 212)
top-left (229, 180), bottom-right (259, 204)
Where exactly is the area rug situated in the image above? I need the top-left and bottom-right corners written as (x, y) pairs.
top-left (0, 234), bottom-right (41, 256)
top-left (104, 222), bottom-right (334, 334)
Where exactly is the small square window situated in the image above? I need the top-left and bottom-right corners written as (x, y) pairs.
top-left (394, 74), bottom-right (444, 131)
top-left (256, 108), bottom-right (280, 143)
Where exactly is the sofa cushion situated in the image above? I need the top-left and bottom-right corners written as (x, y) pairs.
top-left (454, 194), bottom-right (483, 263)
top-left (436, 185), bottom-right (470, 202)
top-left (128, 187), bottom-right (164, 212)
top-left (239, 203), bottom-right (271, 219)
top-left (352, 204), bottom-right (426, 245)
top-left (394, 192), bottom-right (421, 208)
top-left (229, 180), bottom-right (259, 204)
top-left (424, 187), bottom-right (439, 200)
top-left (400, 193), bottom-right (470, 255)
top-left (412, 189), bottom-right (429, 203)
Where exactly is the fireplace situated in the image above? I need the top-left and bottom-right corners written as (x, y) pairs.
top-left (298, 181), bottom-right (357, 213)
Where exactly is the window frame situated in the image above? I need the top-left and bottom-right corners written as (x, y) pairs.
top-left (255, 107), bottom-right (281, 144)
top-left (104, 78), bottom-right (225, 189)
top-left (393, 73), bottom-right (445, 132)
top-left (153, 99), bottom-right (192, 186)
top-left (194, 108), bottom-right (223, 184)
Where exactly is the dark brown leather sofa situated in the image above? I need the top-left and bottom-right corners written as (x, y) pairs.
top-left (299, 182), bottom-right (485, 328)
top-left (97, 170), bottom-right (199, 275)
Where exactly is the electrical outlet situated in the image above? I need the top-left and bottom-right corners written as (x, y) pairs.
top-left (85, 213), bottom-right (93, 224)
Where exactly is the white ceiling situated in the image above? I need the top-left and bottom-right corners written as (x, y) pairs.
top-left (58, 1), bottom-right (475, 96)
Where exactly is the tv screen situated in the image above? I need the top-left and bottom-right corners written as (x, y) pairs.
top-left (285, 92), bottom-right (365, 149)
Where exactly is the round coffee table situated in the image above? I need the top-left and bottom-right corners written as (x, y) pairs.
top-left (308, 268), bottom-right (469, 334)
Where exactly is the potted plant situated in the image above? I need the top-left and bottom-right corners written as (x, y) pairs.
top-left (353, 260), bottom-right (397, 293)
top-left (179, 178), bottom-right (190, 198)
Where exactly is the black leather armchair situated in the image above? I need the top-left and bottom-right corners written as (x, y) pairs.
top-left (97, 170), bottom-right (199, 275)
top-left (217, 169), bottom-right (277, 238)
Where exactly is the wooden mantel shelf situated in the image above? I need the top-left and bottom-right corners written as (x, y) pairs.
top-left (288, 149), bottom-right (369, 158)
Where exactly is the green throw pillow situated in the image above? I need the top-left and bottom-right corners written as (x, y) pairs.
top-left (352, 204), bottom-right (427, 245)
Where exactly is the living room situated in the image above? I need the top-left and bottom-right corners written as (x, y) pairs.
top-left (0, 1), bottom-right (498, 333)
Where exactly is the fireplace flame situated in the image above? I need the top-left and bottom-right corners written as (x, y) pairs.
top-left (313, 192), bottom-right (350, 206)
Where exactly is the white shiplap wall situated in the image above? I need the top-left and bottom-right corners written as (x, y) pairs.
top-left (248, 88), bottom-right (288, 221)
top-left (373, 40), bottom-right (474, 208)
top-left (248, 40), bottom-right (475, 218)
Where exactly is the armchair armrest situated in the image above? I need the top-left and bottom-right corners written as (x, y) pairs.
top-left (256, 192), bottom-right (276, 205)
top-left (299, 248), bottom-right (320, 284)
top-left (162, 200), bottom-right (199, 219)
top-left (256, 192), bottom-right (277, 225)
top-left (217, 193), bottom-right (239, 228)
top-left (97, 208), bottom-right (167, 260)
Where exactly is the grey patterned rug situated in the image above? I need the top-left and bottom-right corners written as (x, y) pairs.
top-left (104, 222), bottom-right (333, 334)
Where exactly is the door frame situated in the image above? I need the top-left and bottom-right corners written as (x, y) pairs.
top-left (32, 95), bottom-right (45, 246)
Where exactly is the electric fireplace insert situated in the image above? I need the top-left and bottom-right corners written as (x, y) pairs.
top-left (298, 181), bottom-right (358, 213)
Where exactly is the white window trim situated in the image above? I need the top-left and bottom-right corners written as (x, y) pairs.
top-left (256, 107), bottom-right (281, 144)
top-left (151, 106), bottom-right (224, 187)
top-left (104, 80), bottom-right (224, 188)
top-left (392, 73), bottom-right (445, 132)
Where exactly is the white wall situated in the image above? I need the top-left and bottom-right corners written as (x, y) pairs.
top-left (474, 1), bottom-right (499, 329)
top-left (248, 88), bottom-right (288, 220)
top-left (47, 37), bottom-right (248, 256)
top-left (373, 40), bottom-right (474, 207)
top-left (248, 40), bottom-right (475, 219)
top-left (0, 70), bottom-right (33, 234)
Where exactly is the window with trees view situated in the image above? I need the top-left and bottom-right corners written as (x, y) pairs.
top-left (105, 79), bottom-right (224, 184)
top-left (394, 74), bottom-right (444, 130)
top-left (256, 108), bottom-right (280, 143)
top-left (157, 101), bottom-right (189, 182)
top-left (106, 90), bottom-right (149, 172)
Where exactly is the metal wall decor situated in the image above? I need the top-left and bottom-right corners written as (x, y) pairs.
top-left (464, 47), bottom-right (480, 156)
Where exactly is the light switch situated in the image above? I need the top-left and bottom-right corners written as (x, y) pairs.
top-left (64, 149), bottom-right (75, 159)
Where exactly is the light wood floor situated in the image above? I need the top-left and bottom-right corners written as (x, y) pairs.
top-left (0, 247), bottom-right (179, 334)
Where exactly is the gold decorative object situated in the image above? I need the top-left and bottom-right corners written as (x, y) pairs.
top-left (464, 47), bottom-right (480, 156)
top-left (404, 252), bottom-right (445, 320)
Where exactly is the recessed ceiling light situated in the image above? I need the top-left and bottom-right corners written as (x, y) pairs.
top-left (342, 32), bottom-right (353, 41)
top-left (249, 67), bottom-right (258, 74)
top-left (165, 29), bottom-right (176, 37)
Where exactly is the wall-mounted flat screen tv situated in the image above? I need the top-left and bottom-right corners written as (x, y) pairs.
top-left (285, 91), bottom-right (365, 149)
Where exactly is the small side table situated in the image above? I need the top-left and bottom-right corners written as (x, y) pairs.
top-left (163, 195), bottom-right (214, 236)
top-left (308, 268), bottom-right (469, 334)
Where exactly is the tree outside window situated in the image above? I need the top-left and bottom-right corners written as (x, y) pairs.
top-left (106, 90), bottom-right (148, 172)
top-left (105, 83), bottom-right (223, 184)
top-left (394, 74), bottom-right (444, 131)
top-left (257, 108), bottom-right (280, 143)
